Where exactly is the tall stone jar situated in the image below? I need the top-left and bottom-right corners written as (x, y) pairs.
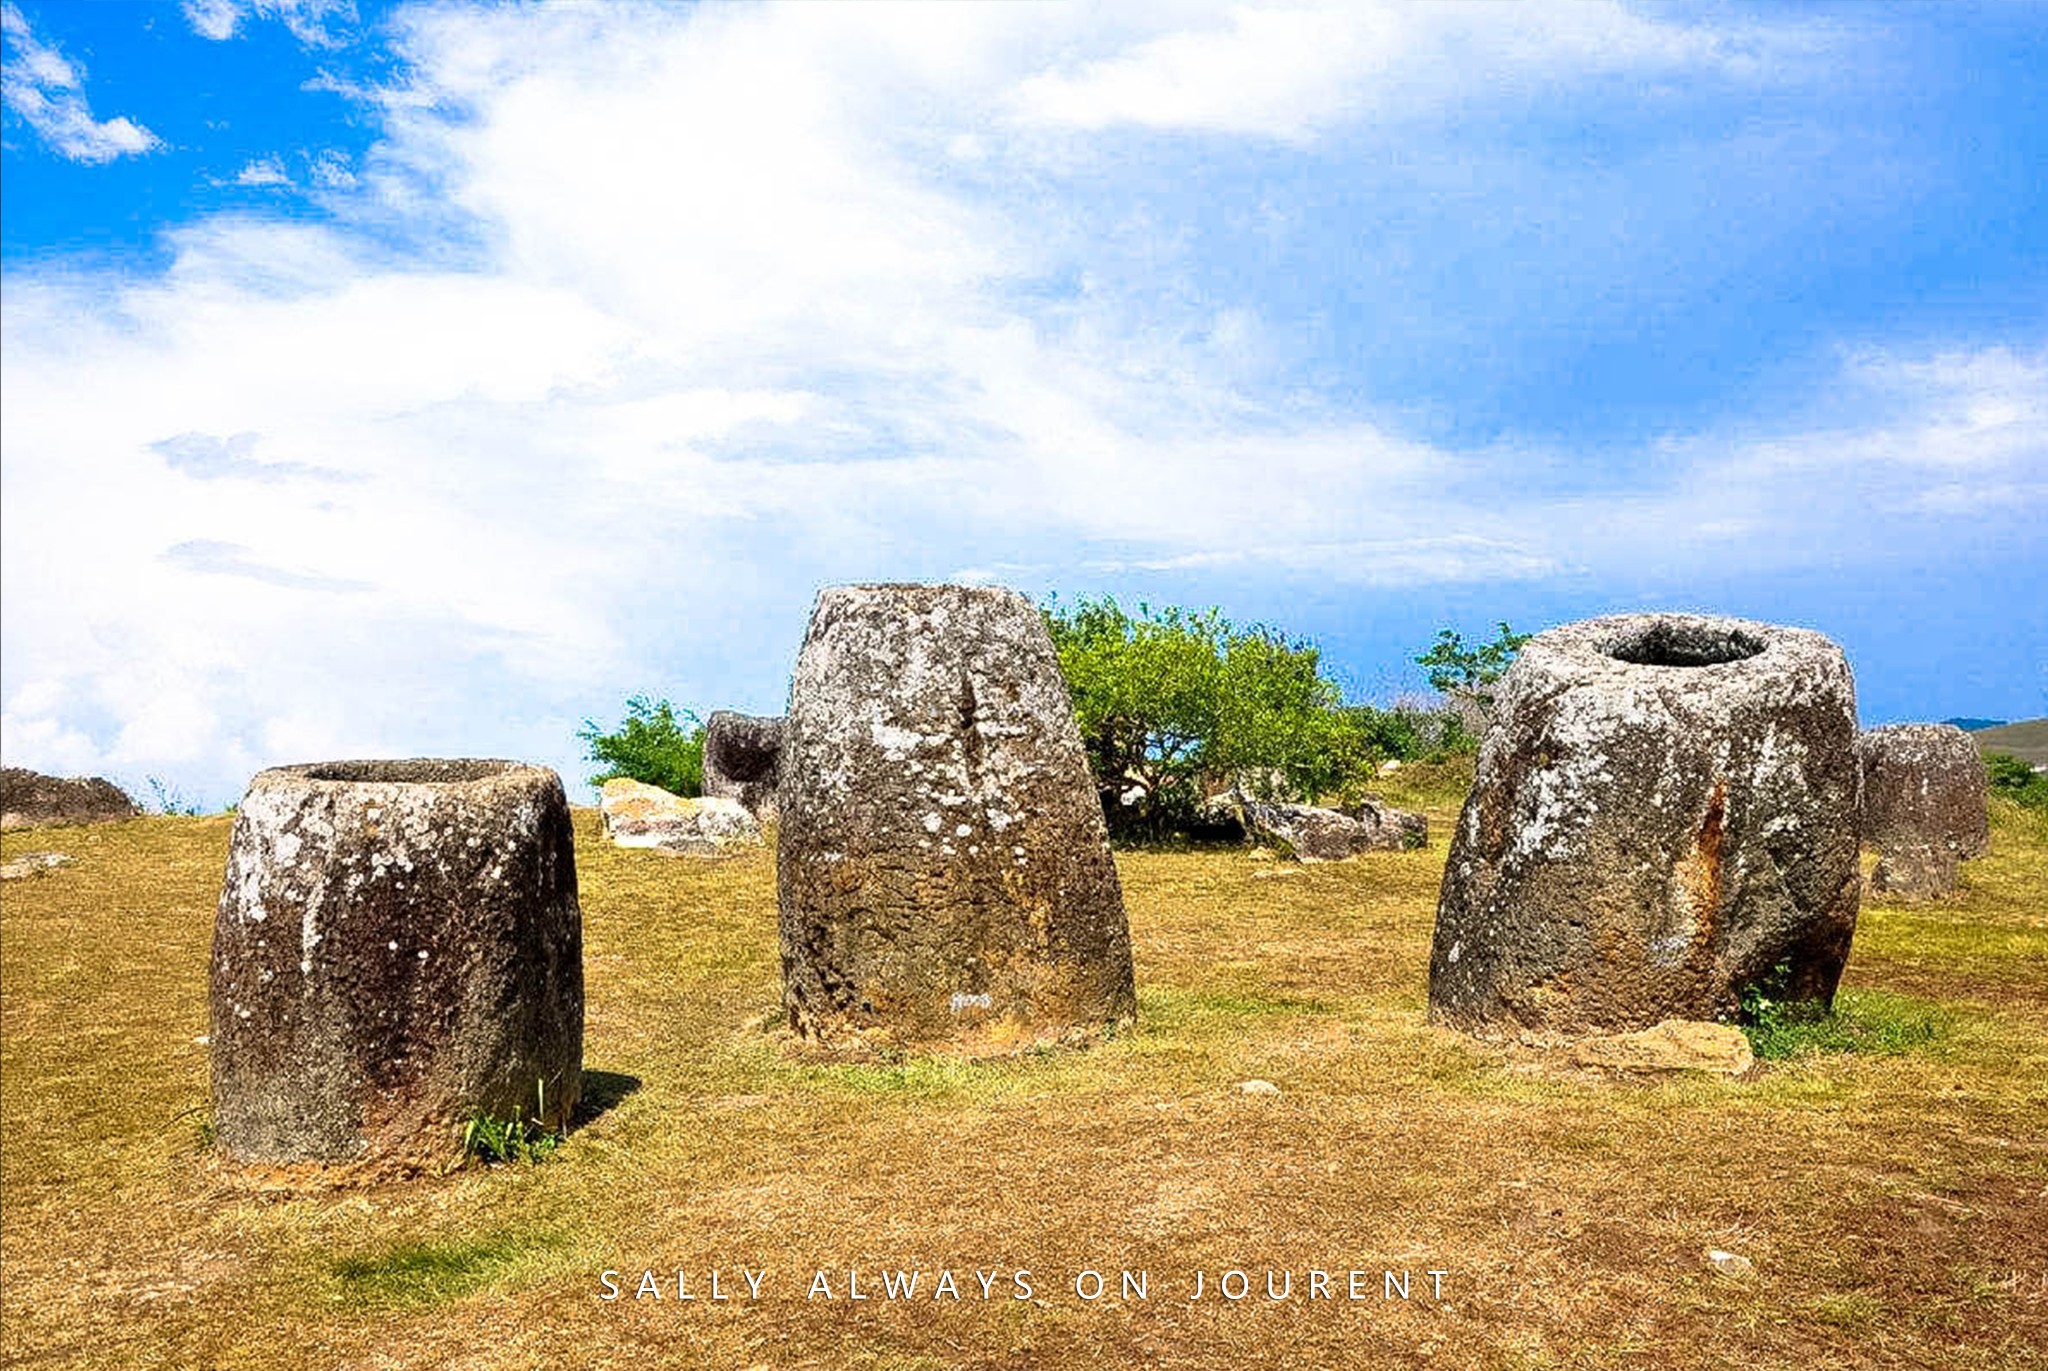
top-left (210, 759), bottom-right (583, 1166)
top-left (778, 584), bottom-right (1135, 1051)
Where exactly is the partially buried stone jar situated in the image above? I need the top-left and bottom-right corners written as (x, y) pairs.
top-left (778, 584), bottom-right (1136, 1050)
top-left (1429, 614), bottom-right (1861, 1034)
top-left (210, 759), bottom-right (583, 1166)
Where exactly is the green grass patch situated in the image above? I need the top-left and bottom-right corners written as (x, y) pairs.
top-left (1744, 989), bottom-right (1948, 1061)
top-left (461, 1109), bottom-right (563, 1166)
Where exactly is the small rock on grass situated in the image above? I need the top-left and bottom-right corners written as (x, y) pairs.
top-left (600, 778), bottom-right (762, 854)
top-left (0, 851), bottom-right (73, 880)
top-left (1705, 1249), bottom-right (1755, 1277)
top-left (1237, 1079), bottom-right (1281, 1096)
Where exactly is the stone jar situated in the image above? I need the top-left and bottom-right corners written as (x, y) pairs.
top-left (209, 759), bottom-right (583, 1166)
top-left (778, 584), bottom-right (1135, 1050)
top-left (702, 711), bottom-right (784, 820)
top-left (1857, 723), bottom-right (1990, 899)
top-left (1429, 613), bottom-right (1861, 1034)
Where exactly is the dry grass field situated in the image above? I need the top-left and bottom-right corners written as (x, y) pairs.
top-left (3, 773), bottom-right (2044, 1370)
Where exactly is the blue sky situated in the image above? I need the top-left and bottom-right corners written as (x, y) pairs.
top-left (3, 0), bottom-right (2043, 807)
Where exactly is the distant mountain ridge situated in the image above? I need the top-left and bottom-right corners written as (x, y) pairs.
top-left (1944, 717), bottom-right (2007, 732)
top-left (1969, 718), bottom-right (2048, 769)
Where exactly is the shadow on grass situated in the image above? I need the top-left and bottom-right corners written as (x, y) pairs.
top-left (333, 1231), bottom-right (568, 1310)
top-left (573, 1069), bottom-right (642, 1127)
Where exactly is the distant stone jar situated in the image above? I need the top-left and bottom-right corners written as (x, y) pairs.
top-left (1857, 723), bottom-right (1990, 899)
top-left (778, 584), bottom-right (1136, 1050)
top-left (702, 711), bottom-right (784, 820)
top-left (1429, 613), bottom-right (1861, 1034)
top-left (209, 759), bottom-right (583, 1167)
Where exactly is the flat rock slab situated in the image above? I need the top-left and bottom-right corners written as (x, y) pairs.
top-left (1, 768), bottom-right (137, 830)
top-left (778, 583), bottom-right (1135, 1051)
top-left (1233, 797), bottom-right (1427, 862)
top-left (1566, 1019), bottom-right (1756, 1076)
top-left (702, 712), bottom-right (783, 820)
top-left (1430, 612), bottom-right (1861, 1035)
top-left (599, 778), bottom-right (762, 854)
top-left (210, 759), bottom-right (583, 1168)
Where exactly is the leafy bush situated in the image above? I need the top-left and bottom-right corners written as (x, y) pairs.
top-left (1984, 751), bottom-right (2048, 809)
top-left (1337, 701), bottom-right (1478, 764)
top-left (1044, 597), bottom-right (1356, 838)
top-left (577, 695), bottom-right (704, 796)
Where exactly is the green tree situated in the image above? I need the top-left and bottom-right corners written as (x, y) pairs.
top-left (1043, 596), bottom-right (1355, 837)
top-left (1415, 621), bottom-right (1532, 715)
top-left (577, 695), bottom-right (704, 796)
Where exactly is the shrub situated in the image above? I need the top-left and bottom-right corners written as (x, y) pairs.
top-left (1984, 751), bottom-right (2048, 809)
top-left (1044, 597), bottom-right (1354, 837)
top-left (577, 695), bottom-right (704, 796)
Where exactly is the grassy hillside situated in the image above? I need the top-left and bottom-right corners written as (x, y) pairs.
top-left (2, 791), bottom-right (2044, 1370)
top-left (1973, 717), bottom-right (2048, 768)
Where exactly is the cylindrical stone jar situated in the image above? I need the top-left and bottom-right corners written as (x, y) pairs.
top-left (1857, 724), bottom-right (1990, 898)
top-left (1858, 724), bottom-right (1991, 857)
top-left (210, 759), bottom-right (583, 1165)
top-left (1429, 613), bottom-right (1861, 1034)
top-left (778, 584), bottom-right (1136, 1051)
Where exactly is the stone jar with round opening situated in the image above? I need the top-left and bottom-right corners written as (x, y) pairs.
top-left (1428, 613), bottom-right (1860, 1034)
top-left (209, 759), bottom-right (583, 1167)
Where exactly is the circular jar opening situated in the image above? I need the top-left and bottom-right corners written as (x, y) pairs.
top-left (300, 759), bottom-right (519, 784)
top-left (1600, 620), bottom-right (1765, 668)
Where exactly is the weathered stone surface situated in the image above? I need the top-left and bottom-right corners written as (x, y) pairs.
top-left (210, 759), bottom-right (583, 1166)
top-left (1868, 843), bottom-right (1958, 901)
top-left (1211, 794), bottom-right (1427, 861)
top-left (599, 778), bottom-right (762, 854)
top-left (1566, 1019), bottom-right (1755, 1076)
top-left (1345, 798), bottom-right (1429, 850)
top-left (778, 584), bottom-right (1135, 1050)
top-left (702, 711), bottom-right (783, 820)
top-left (1430, 613), bottom-right (1861, 1035)
top-left (0, 768), bottom-right (137, 830)
top-left (1857, 723), bottom-right (1989, 899)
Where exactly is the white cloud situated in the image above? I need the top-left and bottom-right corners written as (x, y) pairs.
top-left (1010, 1), bottom-right (1806, 141)
top-left (233, 156), bottom-right (292, 187)
top-left (1, 3), bottom-right (161, 163)
top-left (307, 148), bottom-right (355, 188)
top-left (1, 2), bottom-right (2034, 802)
top-left (183, 0), bottom-right (353, 47)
